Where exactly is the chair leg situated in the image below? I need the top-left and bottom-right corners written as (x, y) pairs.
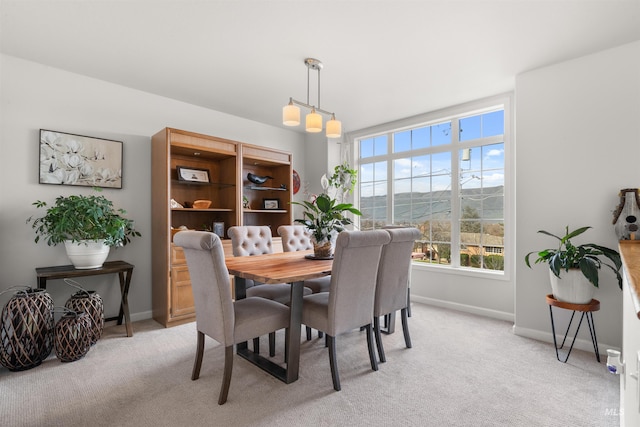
top-left (306, 326), bottom-right (312, 341)
top-left (269, 332), bottom-right (276, 357)
top-left (192, 331), bottom-right (205, 380)
top-left (401, 307), bottom-right (412, 348)
top-left (327, 335), bottom-right (341, 391)
top-left (253, 337), bottom-right (260, 354)
top-left (218, 345), bottom-right (234, 405)
top-left (318, 330), bottom-right (323, 339)
top-left (365, 323), bottom-right (379, 372)
top-left (407, 288), bottom-right (412, 317)
top-left (373, 316), bottom-right (386, 363)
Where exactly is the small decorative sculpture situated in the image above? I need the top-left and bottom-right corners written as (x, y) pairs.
top-left (247, 173), bottom-right (273, 185)
top-left (612, 188), bottom-right (640, 240)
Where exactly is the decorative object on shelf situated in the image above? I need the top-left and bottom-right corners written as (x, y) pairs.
top-left (213, 221), bottom-right (225, 238)
top-left (263, 198), bottom-right (280, 210)
top-left (27, 188), bottom-right (141, 269)
top-left (192, 199), bottom-right (212, 209)
top-left (292, 168), bottom-right (361, 258)
top-left (176, 165), bottom-right (210, 183)
top-left (39, 129), bottom-right (123, 189)
top-left (242, 195), bottom-right (250, 209)
top-left (54, 309), bottom-right (92, 362)
top-left (63, 279), bottom-right (104, 345)
top-left (282, 58), bottom-right (342, 138)
top-left (247, 173), bottom-right (273, 185)
top-left (524, 226), bottom-right (622, 303)
top-left (292, 169), bottom-right (301, 195)
top-left (612, 188), bottom-right (640, 240)
top-left (170, 198), bottom-right (183, 208)
top-left (0, 287), bottom-right (54, 371)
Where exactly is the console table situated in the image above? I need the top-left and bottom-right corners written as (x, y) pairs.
top-left (35, 261), bottom-right (135, 337)
top-left (546, 294), bottom-right (600, 363)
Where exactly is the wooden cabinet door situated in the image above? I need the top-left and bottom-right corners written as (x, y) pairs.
top-left (170, 265), bottom-right (195, 318)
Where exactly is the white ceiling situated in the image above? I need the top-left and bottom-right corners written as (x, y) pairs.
top-left (2, 0), bottom-right (639, 134)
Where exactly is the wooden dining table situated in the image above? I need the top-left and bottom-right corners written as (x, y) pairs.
top-left (225, 249), bottom-right (333, 384)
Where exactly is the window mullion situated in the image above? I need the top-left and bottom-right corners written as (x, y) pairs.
top-left (450, 119), bottom-right (461, 268)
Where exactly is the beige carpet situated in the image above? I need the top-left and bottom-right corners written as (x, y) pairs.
top-left (0, 303), bottom-right (619, 427)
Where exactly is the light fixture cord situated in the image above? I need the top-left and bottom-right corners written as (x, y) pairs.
top-left (306, 64), bottom-right (310, 105)
top-left (317, 66), bottom-right (321, 109)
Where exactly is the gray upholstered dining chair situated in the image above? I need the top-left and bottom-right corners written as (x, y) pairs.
top-left (373, 227), bottom-right (421, 363)
top-left (228, 225), bottom-right (311, 356)
top-left (302, 229), bottom-right (391, 391)
top-left (277, 225), bottom-right (330, 340)
top-left (277, 225), bottom-right (332, 294)
top-left (173, 231), bottom-right (290, 405)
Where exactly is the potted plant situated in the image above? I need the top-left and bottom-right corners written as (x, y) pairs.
top-left (292, 165), bottom-right (361, 258)
top-left (27, 189), bottom-right (141, 269)
top-left (524, 226), bottom-right (622, 303)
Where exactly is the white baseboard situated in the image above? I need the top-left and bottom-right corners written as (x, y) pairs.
top-left (412, 295), bottom-right (514, 322)
top-left (512, 324), bottom-right (620, 357)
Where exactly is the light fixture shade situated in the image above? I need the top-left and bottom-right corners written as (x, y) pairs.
top-left (326, 117), bottom-right (342, 138)
top-left (283, 104), bottom-right (300, 126)
top-left (306, 110), bottom-right (322, 133)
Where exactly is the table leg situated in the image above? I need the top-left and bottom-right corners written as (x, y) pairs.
top-left (285, 281), bottom-right (303, 383)
top-left (235, 277), bottom-right (249, 353)
top-left (380, 311), bottom-right (396, 335)
top-left (118, 269), bottom-right (133, 337)
top-left (234, 278), bottom-right (302, 384)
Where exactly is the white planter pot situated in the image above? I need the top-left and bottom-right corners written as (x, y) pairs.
top-left (549, 269), bottom-right (596, 304)
top-left (64, 240), bottom-right (110, 269)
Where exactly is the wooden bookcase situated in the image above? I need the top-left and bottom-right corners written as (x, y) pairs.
top-left (151, 128), bottom-right (292, 327)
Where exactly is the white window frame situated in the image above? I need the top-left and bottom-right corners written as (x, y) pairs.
top-left (347, 93), bottom-right (514, 279)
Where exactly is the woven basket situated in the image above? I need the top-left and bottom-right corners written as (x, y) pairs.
top-left (65, 290), bottom-right (104, 345)
top-left (0, 288), bottom-right (54, 371)
top-left (54, 311), bottom-right (91, 362)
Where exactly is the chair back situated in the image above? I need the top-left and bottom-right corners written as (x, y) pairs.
top-left (277, 225), bottom-right (313, 252)
top-left (228, 226), bottom-right (274, 256)
top-left (375, 227), bottom-right (421, 316)
top-left (328, 230), bottom-right (391, 335)
top-left (173, 231), bottom-right (234, 346)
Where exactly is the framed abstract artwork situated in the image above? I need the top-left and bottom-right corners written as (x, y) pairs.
top-left (39, 129), bottom-right (123, 189)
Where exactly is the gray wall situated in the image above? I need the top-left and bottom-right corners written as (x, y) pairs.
top-left (0, 54), bottom-right (305, 320)
top-left (514, 40), bottom-right (640, 350)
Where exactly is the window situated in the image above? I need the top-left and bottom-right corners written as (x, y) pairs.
top-left (356, 96), bottom-right (510, 273)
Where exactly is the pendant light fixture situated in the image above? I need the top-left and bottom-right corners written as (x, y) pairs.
top-left (282, 58), bottom-right (342, 138)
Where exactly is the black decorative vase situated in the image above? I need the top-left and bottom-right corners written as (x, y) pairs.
top-left (0, 288), bottom-right (54, 371)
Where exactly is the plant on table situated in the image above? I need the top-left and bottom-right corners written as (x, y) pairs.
top-left (27, 188), bottom-right (141, 247)
top-left (292, 163), bottom-right (361, 257)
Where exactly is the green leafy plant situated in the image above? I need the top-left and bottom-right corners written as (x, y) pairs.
top-left (524, 226), bottom-right (622, 289)
top-left (326, 161), bottom-right (358, 200)
top-left (293, 163), bottom-right (362, 243)
top-left (27, 189), bottom-right (141, 247)
top-left (292, 194), bottom-right (361, 243)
